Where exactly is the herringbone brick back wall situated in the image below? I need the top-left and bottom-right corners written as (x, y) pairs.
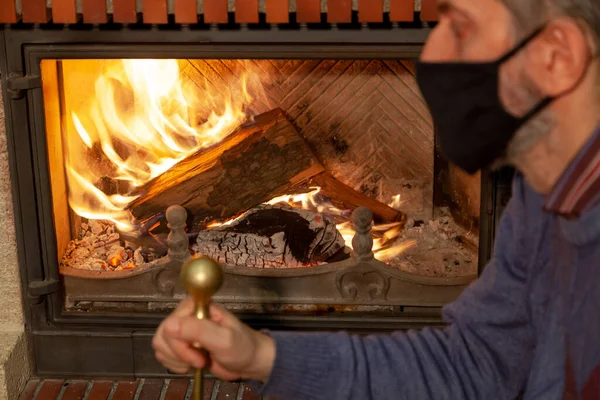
top-left (180, 58), bottom-right (434, 216)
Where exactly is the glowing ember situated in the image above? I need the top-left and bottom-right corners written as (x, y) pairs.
top-left (63, 59), bottom-right (260, 231)
top-left (109, 254), bottom-right (122, 267)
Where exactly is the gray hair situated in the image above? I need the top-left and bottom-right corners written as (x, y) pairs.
top-left (501, 0), bottom-right (600, 50)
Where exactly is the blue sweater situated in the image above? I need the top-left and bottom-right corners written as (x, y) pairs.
top-left (260, 174), bottom-right (600, 399)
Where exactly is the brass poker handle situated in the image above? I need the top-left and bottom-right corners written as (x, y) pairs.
top-left (180, 256), bottom-right (224, 400)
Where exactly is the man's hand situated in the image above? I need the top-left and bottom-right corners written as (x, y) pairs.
top-left (152, 298), bottom-right (275, 382)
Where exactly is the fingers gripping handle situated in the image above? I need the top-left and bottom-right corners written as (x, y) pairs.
top-left (180, 256), bottom-right (224, 400)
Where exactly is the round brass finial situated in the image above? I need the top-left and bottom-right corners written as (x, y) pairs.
top-left (180, 256), bottom-right (224, 304)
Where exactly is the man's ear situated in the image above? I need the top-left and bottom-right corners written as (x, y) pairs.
top-left (527, 18), bottom-right (592, 97)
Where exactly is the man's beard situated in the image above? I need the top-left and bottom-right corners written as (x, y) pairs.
top-left (489, 110), bottom-right (555, 170)
top-left (491, 70), bottom-right (555, 170)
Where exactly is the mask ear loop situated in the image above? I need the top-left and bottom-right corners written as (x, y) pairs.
top-left (498, 25), bottom-right (553, 122)
top-left (497, 25), bottom-right (547, 64)
top-left (520, 97), bottom-right (553, 122)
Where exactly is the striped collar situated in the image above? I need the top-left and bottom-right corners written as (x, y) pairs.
top-left (544, 126), bottom-right (600, 218)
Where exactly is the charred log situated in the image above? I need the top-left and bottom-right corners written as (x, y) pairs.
top-left (192, 205), bottom-right (347, 268)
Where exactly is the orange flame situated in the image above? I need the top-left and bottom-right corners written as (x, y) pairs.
top-left (374, 239), bottom-right (417, 260)
top-left (389, 194), bottom-right (406, 210)
top-left (63, 59), bottom-right (259, 231)
top-left (335, 220), bottom-right (415, 261)
top-left (265, 187), bottom-right (346, 215)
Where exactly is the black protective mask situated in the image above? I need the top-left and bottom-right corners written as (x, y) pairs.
top-left (416, 27), bottom-right (552, 174)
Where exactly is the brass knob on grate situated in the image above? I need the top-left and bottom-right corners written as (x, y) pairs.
top-left (180, 256), bottom-right (224, 400)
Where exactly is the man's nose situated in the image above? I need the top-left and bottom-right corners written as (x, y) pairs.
top-left (420, 25), bottom-right (457, 62)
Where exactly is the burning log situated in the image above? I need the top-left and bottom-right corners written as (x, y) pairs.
top-left (305, 172), bottom-right (406, 224)
top-left (127, 108), bottom-right (325, 228)
top-left (192, 205), bottom-right (347, 268)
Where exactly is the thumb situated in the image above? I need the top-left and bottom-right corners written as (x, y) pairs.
top-left (163, 316), bottom-right (182, 336)
top-left (172, 297), bottom-right (195, 317)
top-left (209, 303), bottom-right (239, 328)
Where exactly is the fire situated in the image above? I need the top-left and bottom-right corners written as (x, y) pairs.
top-left (208, 189), bottom-right (416, 262)
top-left (63, 59), bottom-right (259, 231)
top-left (335, 222), bottom-right (356, 250)
top-left (265, 187), bottom-right (346, 215)
top-left (336, 220), bottom-right (417, 262)
top-left (59, 58), bottom-right (415, 264)
top-left (206, 187), bottom-right (346, 230)
top-left (265, 190), bottom-right (416, 261)
top-left (389, 194), bottom-right (405, 210)
top-left (375, 240), bottom-right (418, 260)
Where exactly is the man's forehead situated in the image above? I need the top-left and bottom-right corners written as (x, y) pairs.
top-left (435, 0), bottom-right (504, 18)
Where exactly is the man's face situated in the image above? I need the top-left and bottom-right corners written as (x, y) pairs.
top-left (421, 0), bottom-right (552, 164)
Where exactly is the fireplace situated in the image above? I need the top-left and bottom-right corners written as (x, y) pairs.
top-left (0, 0), bottom-right (511, 378)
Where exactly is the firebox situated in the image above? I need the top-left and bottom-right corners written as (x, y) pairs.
top-left (0, 1), bottom-right (512, 378)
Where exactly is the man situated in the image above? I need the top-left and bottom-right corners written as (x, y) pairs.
top-left (152, 0), bottom-right (600, 398)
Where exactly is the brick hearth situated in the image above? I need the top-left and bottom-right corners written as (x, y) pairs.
top-left (19, 378), bottom-right (272, 400)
